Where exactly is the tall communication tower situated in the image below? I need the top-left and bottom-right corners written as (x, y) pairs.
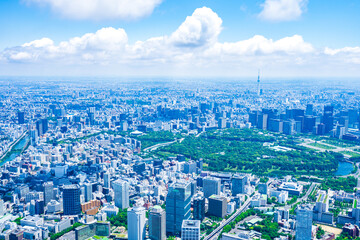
top-left (257, 70), bottom-right (260, 96)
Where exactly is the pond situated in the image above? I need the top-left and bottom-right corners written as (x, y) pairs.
top-left (335, 161), bottom-right (354, 176)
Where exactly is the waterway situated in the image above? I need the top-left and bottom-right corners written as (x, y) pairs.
top-left (335, 161), bottom-right (354, 176)
top-left (0, 135), bottom-right (30, 166)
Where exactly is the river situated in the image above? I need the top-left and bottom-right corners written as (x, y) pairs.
top-left (0, 135), bottom-right (30, 166)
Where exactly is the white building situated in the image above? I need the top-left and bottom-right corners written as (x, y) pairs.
top-left (181, 220), bottom-right (200, 240)
top-left (127, 206), bottom-right (146, 240)
top-left (102, 204), bottom-right (119, 217)
top-left (113, 179), bottom-right (129, 209)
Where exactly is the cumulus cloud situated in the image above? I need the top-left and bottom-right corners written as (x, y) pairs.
top-left (259, 0), bottom-right (308, 21)
top-left (2, 27), bottom-right (128, 62)
top-left (0, 6), bottom-right (359, 76)
top-left (24, 0), bottom-right (163, 20)
top-left (169, 7), bottom-right (222, 47)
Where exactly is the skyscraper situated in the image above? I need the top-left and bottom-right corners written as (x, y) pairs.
top-left (17, 111), bottom-right (25, 124)
top-left (193, 196), bottom-right (205, 221)
top-left (43, 182), bottom-right (54, 206)
top-left (306, 104), bottom-right (313, 116)
top-left (296, 205), bottom-right (313, 240)
top-left (113, 179), bottom-right (129, 209)
top-left (166, 182), bottom-right (191, 236)
top-left (208, 195), bottom-right (227, 218)
top-left (149, 206), bottom-right (166, 240)
top-left (63, 184), bottom-right (81, 215)
top-left (103, 172), bottom-right (110, 188)
top-left (232, 174), bottom-right (248, 196)
top-left (203, 177), bottom-right (221, 198)
top-left (127, 206), bottom-right (146, 240)
top-left (84, 182), bottom-right (93, 202)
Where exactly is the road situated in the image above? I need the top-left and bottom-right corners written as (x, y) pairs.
top-left (143, 138), bottom-right (184, 152)
top-left (204, 197), bottom-right (252, 240)
top-left (299, 182), bottom-right (317, 203)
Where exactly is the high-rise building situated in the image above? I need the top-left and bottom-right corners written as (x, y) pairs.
top-left (218, 117), bottom-right (226, 129)
top-left (113, 179), bottom-right (129, 209)
top-left (257, 113), bottom-right (268, 130)
top-left (232, 174), bottom-right (248, 196)
top-left (17, 111), bottom-right (25, 124)
top-left (63, 184), bottom-right (81, 215)
top-left (181, 220), bottom-right (201, 240)
top-left (296, 205), bottom-right (313, 240)
top-left (149, 206), bottom-right (166, 240)
top-left (303, 116), bottom-right (316, 133)
top-left (258, 182), bottom-right (268, 195)
top-left (283, 120), bottom-right (295, 135)
top-left (208, 195), bottom-right (227, 218)
top-left (306, 104), bottom-right (313, 116)
top-left (203, 177), bottom-right (221, 198)
top-left (193, 196), bottom-right (205, 221)
top-left (127, 206), bottom-right (146, 240)
top-left (103, 172), bottom-right (110, 188)
top-left (166, 182), bottom-right (191, 236)
top-left (84, 182), bottom-right (93, 202)
top-left (183, 161), bottom-right (197, 174)
top-left (323, 111), bottom-right (334, 133)
top-left (43, 182), bottom-right (54, 206)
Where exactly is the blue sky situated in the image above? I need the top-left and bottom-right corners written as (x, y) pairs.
top-left (0, 0), bottom-right (359, 77)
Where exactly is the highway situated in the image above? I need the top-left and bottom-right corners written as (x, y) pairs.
top-left (204, 197), bottom-right (252, 240)
top-left (142, 138), bottom-right (184, 152)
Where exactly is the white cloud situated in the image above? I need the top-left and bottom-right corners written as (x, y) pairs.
top-left (1, 6), bottom-right (359, 77)
top-left (324, 47), bottom-right (360, 56)
top-left (169, 7), bottom-right (222, 47)
top-left (24, 0), bottom-right (163, 20)
top-left (2, 27), bottom-right (128, 62)
top-left (210, 35), bottom-right (314, 56)
top-left (259, 0), bottom-right (307, 21)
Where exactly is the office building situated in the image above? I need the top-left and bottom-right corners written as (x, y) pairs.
top-left (306, 104), bottom-right (313, 116)
top-left (43, 182), bottom-right (54, 206)
top-left (166, 182), bottom-right (191, 236)
top-left (84, 183), bottom-right (93, 202)
top-left (193, 196), bottom-right (205, 221)
top-left (103, 172), bottom-right (110, 188)
top-left (232, 174), bottom-right (248, 196)
top-left (149, 206), bottom-right (166, 240)
top-left (283, 120), bottom-right (295, 135)
top-left (296, 205), bottom-right (313, 240)
top-left (203, 177), bottom-right (221, 198)
top-left (181, 220), bottom-right (201, 240)
top-left (63, 184), bottom-right (81, 215)
top-left (127, 206), bottom-right (146, 240)
top-left (113, 179), bottom-right (129, 209)
top-left (258, 182), bottom-right (268, 195)
top-left (183, 161), bottom-right (197, 174)
top-left (208, 195), bottom-right (227, 218)
top-left (257, 113), bottom-right (268, 130)
top-left (18, 111), bottom-right (25, 124)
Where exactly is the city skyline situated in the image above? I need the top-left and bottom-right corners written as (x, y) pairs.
top-left (0, 0), bottom-right (359, 77)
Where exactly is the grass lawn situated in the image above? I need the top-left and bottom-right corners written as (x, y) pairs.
top-left (339, 151), bottom-right (360, 158)
top-left (308, 142), bottom-right (336, 150)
